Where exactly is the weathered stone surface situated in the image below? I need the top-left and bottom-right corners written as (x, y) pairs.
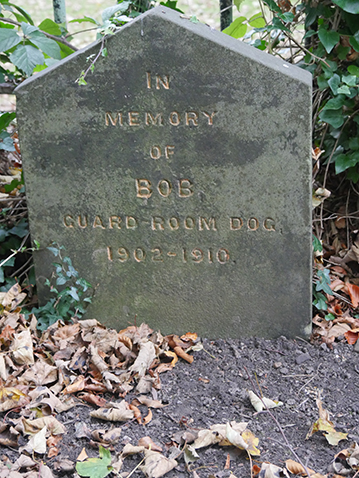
top-left (15, 6), bottom-right (312, 338)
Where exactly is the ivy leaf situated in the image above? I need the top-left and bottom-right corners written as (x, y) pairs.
top-left (0, 28), bottom-right (21, 52)
top-left (9, 44), bottom-right (45, 76)
top-left (28, 31), bottom-right (62, 59)
top-left (76, 446), bottom-right (113, 478)
top-left (223, 16), bottom-right (247, 38)
top-left (319, 108), bottom-right (344, 128)
top-left (328, 73), bottom-right (341, 94)
top-left (331, 0), bottom-right (359, 14)
top-left (318, 27), bottom-right (340, 53)
top-left (335, 153), bottom-right (359, 174)
top-left (323, 94), bottom-right (346, 110)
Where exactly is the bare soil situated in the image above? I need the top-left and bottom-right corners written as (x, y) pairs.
top-left (4, 335), bottom-right (357, 477)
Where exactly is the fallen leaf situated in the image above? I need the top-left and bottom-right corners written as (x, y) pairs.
top-left (0, 423), bottom-right (19, 447)
top-left (346, 283), bottom-right (359, 308)
top-left (22, 360), bottom-right (58, 385)
top-left (22, 416), bottom-right (66, 436)
top-left (11, 330), bottom-right (34, 365)
top-left (285, 459), bottom-right (324, 477)
top-left (307, 400), bottom-right (348, 446)
top-left (140, 449), bottom-right (177, 478)
top-left (1, 283), bottom-right (26, 309)
top-left (130, 341), bottom-right (157, 377)
top-left (248, 390), bottom-right (283, 412)
top-left (241, 429), bottom-right (260, 456)
top-left (0, 385), bottom-right (27, 412)
top-left (259, 462), bottom-right (284, 478)
top-left (143, 408), bottom-right (153, 425)
top-left (135, 396), bottom-right (165, 408)
top-left (90, 400), bottom-right (134, 422)
top-left (79, 392), bottom-right (108, 407)
top-left (23, 426), bottom-right (47, 454)
top-left (225, 422), bottom-right (249, 450)
top-left (77, 448), bottom-right (89, 461)
top-left (138, 436), bottom-right (163, 452)
top-left (91, 427), bottom-right (122, 445)
top-left (122, 443), bottom-right (146, 455)
top-left (76, 445), bottom-right (113, 478)
top-left (344, 330), bottom-right (358, 345)
top-left (184, 444), bottom-right (199, 466)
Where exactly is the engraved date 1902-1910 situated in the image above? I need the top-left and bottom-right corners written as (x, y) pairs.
top-left (107, 246), bottom-right (230, 264)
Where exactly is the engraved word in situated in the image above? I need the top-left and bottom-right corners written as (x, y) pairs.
top-left (146, 72), bottom-right (170, 90)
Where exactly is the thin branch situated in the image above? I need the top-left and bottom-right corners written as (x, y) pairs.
top-left (244, 366), bottom-right (314, 478)
top-left (65, 26), bottom-right (98, 38)
top-left (1, 17), bottom-right (78, 51)
top-left (284, 31), bottom-right (330, 67)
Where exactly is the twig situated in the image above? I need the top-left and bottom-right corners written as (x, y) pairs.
top-left (0, 233), bottom-right (29, 269)
top-left (244, 366), bottom-right (314, 478)
top-left (77, 35), bottom-right (107, 83)
top-left (284, 31), bottom-right (330, 67)
top-left (1, 17), bottom-right (77, 51)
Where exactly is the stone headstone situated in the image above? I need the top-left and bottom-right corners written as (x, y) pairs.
top-left (15, 6), bottom-right (312, 338)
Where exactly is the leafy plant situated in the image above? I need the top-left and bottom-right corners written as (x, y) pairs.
top-left (76, 446), bottom-right (113, 478)
top-left (29, 244), bottom-right (92, 331)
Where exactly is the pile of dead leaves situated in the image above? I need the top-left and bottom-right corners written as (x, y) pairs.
top-left (0, 284), bottom-right (201, 467)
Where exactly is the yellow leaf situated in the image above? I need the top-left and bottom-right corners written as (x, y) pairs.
top-left (242, 430), bottom-right (260, 456)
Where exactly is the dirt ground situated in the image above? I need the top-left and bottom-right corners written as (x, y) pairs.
top-left (3, 334), bottom-right (358, 478)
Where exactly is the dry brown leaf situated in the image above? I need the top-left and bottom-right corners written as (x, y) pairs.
top-left (12, 455), bottom-right (36, 471)
top-left (22, 416), bottom-right (66, 436)
top-left (0, 423), bottom-right (19, 447)
top-left (38, 463), bottom-right (54, 478)
top-left (22, 360), bottom-right (58, 385)
top-left (344, 330), bottom-right (359, 344)
top-left (90, 400), bottom-right (134, 422)
top-left (129, 403), bottom-right (142, 424)
top-left (346, 283), bottom-right (359, 308)
top-left (122, 443), bottom-right (146, 455)
top-left (258, 462), bottom-right (284, 478)
top-left (138, 436), bottom-right (163, 452)
top-left (161, 351), bottom-right (178, 368)
top-left (1, 283), bottom-right (26, 309)
top-left (62, 375), bottom-right (86, 394)
top-left (130, 341), bottom-right (157, 377)
top-left (193, 429), bottom-right (222, 449)
top-left (285, 459), bottom-right (321, 477)
top-left (77, 447), bottom-right (88, 461)
top-left (143, 409), bottom-right (153, 425)
top-left (140, 449), bottom-right (177, 478)
top-left (118, 333), bottom-right (132, 350)
top-left (89, 344), bottom-right (108, 374)
top-left (11, 330), bottom-right (34, 365)
top-left (136, 396), bottom-right (165, 408)
top-left (0, 385), bottom-right (28, 412)
top-left (23, 426), bottom-right (47, 454)
top-left (78, 392), bottom-right (108, 407)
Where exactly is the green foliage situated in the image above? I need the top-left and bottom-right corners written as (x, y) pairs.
top-left (29, 244), bottom-right (92, 331)
top-left (313, 269), bottom-right (331, 313)
top-left (0, 215), bottom-right (30, 290)
top-left (76, 447), bottom-right (113, 478)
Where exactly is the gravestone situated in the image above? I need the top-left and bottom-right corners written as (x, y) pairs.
top-left (15, 6), bottom-right (312, 338)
